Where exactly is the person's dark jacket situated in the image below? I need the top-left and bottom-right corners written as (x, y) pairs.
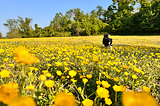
top-left (103, 36), bottom-right (112, 47)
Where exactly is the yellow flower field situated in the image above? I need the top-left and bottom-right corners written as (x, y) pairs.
top-left (0, 36), bottom-right (159, 106)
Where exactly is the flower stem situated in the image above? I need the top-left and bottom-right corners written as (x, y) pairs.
top-left (115, 92), bottom-right (117, 106)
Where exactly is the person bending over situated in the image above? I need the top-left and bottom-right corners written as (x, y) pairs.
top-left (102, 33), bottom-right (112, 49)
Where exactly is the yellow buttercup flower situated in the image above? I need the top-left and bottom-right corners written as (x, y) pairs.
top-left (83, 69), bottom-right (87, 72)
top-left (4, 58), bottom-right (9, 62)
top-left (54, 92), bottom-right (77, 106)
top-left (56, 70), bottom-right (62, 76)
top-left (28, 72), bottom-right (33, 76)
top-left (8, 96), bottom-right (36, 106)
top-left (96, 87), bottom-right (110, 98)
top-left (142, 86), bottom-right (150, 93)
top-left (113, 85), bottom-right (122, 92)
top-left (106, 75), bottom-right (111, 79)
top-left (8, 64), bottom-right (14, 67)
top-left (65, 57), bottom-right (70, 61)
top-left (96, 81), bottom-right (102, 85)
top-left (132, 74), bottom-right (138, 79)
top-left (39, 74), bottom-right (46, 81)
top-left (0, 83), bottom-right (19, 104)
top-left (122, 91), bottom-right (158, 106)
top-left (93, 56), bottom-right (100, 63)
top-left (14, 46), bottom-right (38, 65)
top-left (82, 99), bottom-right (93, 106)
top-left (80, 75), bottom-right (85, 79)
top-left (113, 77), bottom-right (119, 82)
top-left (61, 76), bottom-right (65, 79)
top-left (71, 79), bottom-right (77, 83)
top-left (122, 65), bottom-right (128, 69)
top-left (105, 98), bottom-right (112, 105)
top-left (26, 85), bottom-right (35, 90)
top-left (86, 74), bottom-right (92, 79)
top-left (42, 70), bottom-right (48, 74)
top-left (0, 70), bottom-right (10, 78)
top-left (69, 70), bottom-right (77, 78)
top-left (55, 62), bottom-right (63, 66)
top-left (46, 72), bottom-right (52, 77)
top-left (82, 78), bottom-right (88, 84)
top-left (102, 81), bottom-right (111, 88)
top-left (124, 72), bottom-right (129, 76)
top-left (120, 85), bottom-right (126, 92)
top-left (45, 80), bottom-right (55, 88)
top-left (71, 62), bottom-right (75, 65)
top-left (47, 63), bottom-right (51, 67)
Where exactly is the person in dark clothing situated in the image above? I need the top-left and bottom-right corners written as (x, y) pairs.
top-left (102, 33), bottom-right (112, 49)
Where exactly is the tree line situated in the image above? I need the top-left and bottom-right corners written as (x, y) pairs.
top-left (1, 0), bottom-right (160, 38)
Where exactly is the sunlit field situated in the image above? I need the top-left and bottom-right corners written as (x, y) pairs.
top-left (0, 36), bottom-right (159, 106)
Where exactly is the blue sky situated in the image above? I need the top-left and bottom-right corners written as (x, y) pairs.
top-left (0, 0), bottom-right (113, 37)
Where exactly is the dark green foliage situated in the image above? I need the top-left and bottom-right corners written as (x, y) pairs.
top-left (0, 32), bottom-right (2, 39)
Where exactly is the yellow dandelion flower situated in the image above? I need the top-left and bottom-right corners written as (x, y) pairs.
top-left (122, 92), bottom-right (158, 106)
top-left (52, 56), bottom-right (56, 59)
top-left (47, 63), bottom-right (51, 67)
top-left (80, 75), bottom-right (85, 79)
top-left (102, 81), bottom-right (111, 88)
top-left (45, 80), bottom-right (55, 88)
top-left (113, 77), bottom-right (119, 82)
top-left (26, 85), bottom-right (34, 90)
top-left (78, 87), bottom-right (82, 91)
top-left (99, 65), bottom-right (104, 69)
top-left (113, 85), bottom-right (122, 92)
top-left (105, 98), bottom-right (112, 105)
top-left (82, 99), bottom-right (93, 106)
top-left (96, 81), bottom-right (102, 85)
top-left (65, 67), bottom-right (69, 72)
top-left (69, 70), bottom-right (77, 78)
top-left (83, 69), bottom-right (87, 72)
top-left (132, 74), bottom-right (138, 79)
top-left (71, 62), bottom-right (75, 65)
top-left (35, 68), bottom-right (39, 71)
top-left (42, 70), bottom-right (48, 74)
top-left (54, 92), bottom-right (77, 106)
top-left (0, 70), bottom-right (10, 78)
top-left (124, 72), bottom-right (129, 76)
top-left (28, 72), bottom-right (33, 76)
top-left (55, 62), bottom-right (63, 66)
top-left (142, 86), bottom-right (150, 93)
top-left (65, 57), bottom-right (69, 61)
top-left (122, 65), bottom-right (128, 69)
top-left (0, 83), bottom-right (19, 104)
top-left (106, 75), bottom-right (111, 79)
top-left (8, 96), bottom-right (36, 106)
top-left (56, 70), bottom-right (62, 76)
top-left (96, 87), bottom-right (110, 98)
top-left (93, 57), bottom-right (100, 63)
top-left (61, 76), bottom-right (65, 79)
top-left (8, 64), bottom-right (14, 67)
top-left (71, 79), bottom-right (77, 83)
top-left (14, 46), bottom-right (38, 65)
top-left (46, 72), bottom-right (52, 77)
top-left (86, 74), bottom-right (92, 79)
top-left (39, 74), bottom-right (46, 81)
top-left (4, 58), bottom-right (9, 62)
top-left (29, 67), bottom-right (35, 70)
top-left (82, 78), bottom-right (88, 84)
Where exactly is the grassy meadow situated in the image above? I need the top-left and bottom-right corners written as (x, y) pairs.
top-left (0, 36), bottom-right (159, 106)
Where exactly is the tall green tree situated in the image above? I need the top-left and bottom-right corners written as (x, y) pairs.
top-left (17, 16), bottom-right (33, 38)
top-left (96, 5), bottom-right (104, 20)
top-left (0, 32), bottom-right (2, 39)
top-left (3, 19), bottom-right (20, 38)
